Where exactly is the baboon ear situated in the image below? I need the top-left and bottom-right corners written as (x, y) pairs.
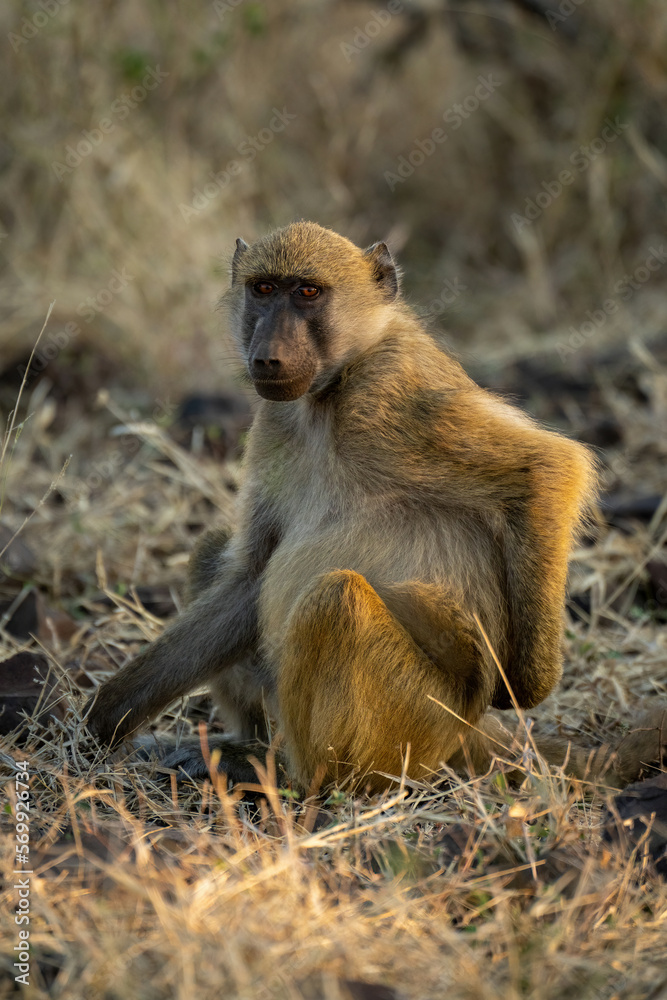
top-left (232, 238), bottom-right (249, 283)
top-left (364, 241), bottom-right (399, 300)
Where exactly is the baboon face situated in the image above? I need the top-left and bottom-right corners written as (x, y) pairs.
top-left (230, 222), bottom-right (399, 402)
top-left (239, 273), bottom-right (326, 402)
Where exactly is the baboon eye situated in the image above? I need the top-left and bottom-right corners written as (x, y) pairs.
top-left (296, 285), bottom-right (320, 298)
top-left (254, 282), bottom-right (274, 295)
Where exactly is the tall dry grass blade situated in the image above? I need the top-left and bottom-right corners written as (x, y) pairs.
top-left (0, 300), bottom-right (54, 469)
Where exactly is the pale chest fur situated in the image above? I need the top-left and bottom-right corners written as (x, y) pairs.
top-left (254, 397), bottom-right (506, 670)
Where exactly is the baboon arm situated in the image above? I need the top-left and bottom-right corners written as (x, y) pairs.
top-left (496, 511), bottom-right (569, 708)
top-left (87, 478), bottom-right (282, 745)
top-left (496, 445), bottom-right (594, 709)
top-left (87, 572), bottom-right (260, 745)
top-left (435, 395), bottom-right (595, 710)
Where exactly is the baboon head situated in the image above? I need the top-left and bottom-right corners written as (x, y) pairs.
top-left (228, 221), bottom-right (399, 401)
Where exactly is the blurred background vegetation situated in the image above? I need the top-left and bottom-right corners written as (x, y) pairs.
top-left (1, 0), bottom-right (666, 395)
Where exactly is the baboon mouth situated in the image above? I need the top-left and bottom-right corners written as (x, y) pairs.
top-left (252, 374), bottom-right (313, 401)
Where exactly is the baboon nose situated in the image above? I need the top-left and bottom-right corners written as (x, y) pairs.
top-left (251, 356), bottom-right (282, 373)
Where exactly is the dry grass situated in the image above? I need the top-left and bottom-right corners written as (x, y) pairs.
top-left (0, 337), bottom-right (665, 999)
top-left (1, 2), bottom-right (667, 997)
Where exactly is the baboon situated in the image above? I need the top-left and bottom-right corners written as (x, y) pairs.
top-left (87, 222), bottom-right (666, 791)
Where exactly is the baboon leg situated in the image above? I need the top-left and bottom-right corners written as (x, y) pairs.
top-left (209, 656), bottom-right (273, 743)
top-left (186, 525), bottom-right (234, 601)
top-left (278, 570), bottom-right (493, 791)
top-left (133, 732), bottom-right (273, 786)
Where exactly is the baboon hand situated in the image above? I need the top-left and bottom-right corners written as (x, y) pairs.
top-left (85, 678), bottom-right (151, 746)
top-left (84, 650), bottom-right (165, 746)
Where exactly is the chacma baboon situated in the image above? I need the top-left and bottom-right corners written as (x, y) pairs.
top-left (87, 222), bottom-right (666, 791)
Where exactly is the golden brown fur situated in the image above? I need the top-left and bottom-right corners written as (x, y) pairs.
top-left (87, 222), bottom-right (666, 792)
